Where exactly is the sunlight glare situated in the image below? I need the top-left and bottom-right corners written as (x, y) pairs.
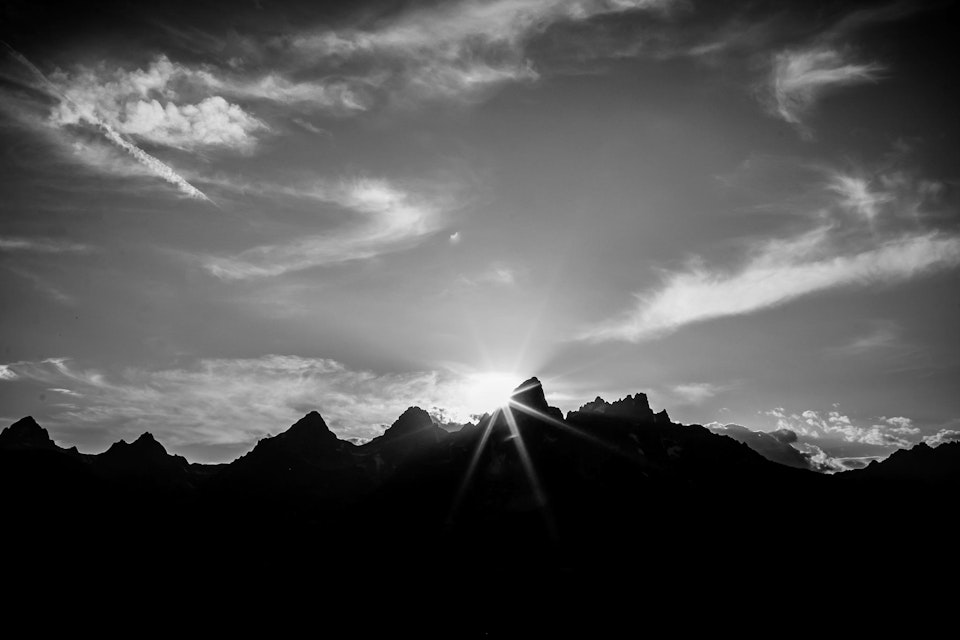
top-left (463, 371), bottom-right (520, 415)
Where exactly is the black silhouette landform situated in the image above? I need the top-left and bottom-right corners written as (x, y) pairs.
top-left (2, 378), bottom-right (957, 630)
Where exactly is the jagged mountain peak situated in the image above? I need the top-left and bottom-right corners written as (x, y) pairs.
top-left (103, 431), bottom-right (172, 460)
top-left (569, 392), bottom-right (655, 422)
top-left (0, 415), bottom-right (56, 449)
top-left (280, 411), bottom-right (336, 443)
top-left (381, 406), bottom-right (434, 439)
top-left (510, 377), bottom-right (549, 411)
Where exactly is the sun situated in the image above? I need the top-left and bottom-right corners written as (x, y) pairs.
top-left (463, 371), bottom-right (520, 414)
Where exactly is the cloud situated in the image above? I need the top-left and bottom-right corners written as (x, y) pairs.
top-left (49, 387), bottom-right (82, 397)
top-left (4, 267), bottom-right (76, 305)
top-left (879, 416), bottom-right (919, 435)
top-left (581, 229), bottom-right (960, 342)
top-left (706, 422), bottom-right (837, 472)
top-left (580, 165), bottom-right (960, 343)
top-left (203, 178), bottom-right (455, 279)
top-left (50, 56), bottom-right (267, 152)
top-left (834, 321), bottom-right (901, 355)
top-left (3, 45), bottom-right (212, 201)
top-left (198, 71), bottom-right (369, 112)
top-left (459, 264), bottom-right (517, 287)
top-left (768, 46), bottom-right (883, 128)
top-left (0, 237), bottom-right (95, 254)
top-left (769, 407), bottom-right (920, 449)
top-left (828, 175), bottom-right (893, 222)
top-left (288, 0), bottom-right (674, 105)
top-left (924, 429), bottom-right (960, 447)
top-left (672, 382), bottom-right (721, 405)
top-left (1, 356), bottom-right (529, 461)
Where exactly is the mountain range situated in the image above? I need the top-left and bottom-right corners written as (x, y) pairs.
top-left (2, 377), bottom-right (956, 632)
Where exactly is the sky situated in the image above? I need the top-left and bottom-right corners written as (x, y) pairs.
top-left (1, 0), bottom-right (959, 464)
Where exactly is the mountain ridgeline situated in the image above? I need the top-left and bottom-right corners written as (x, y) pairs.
top-left (2, 377), bottom-right (957, 629)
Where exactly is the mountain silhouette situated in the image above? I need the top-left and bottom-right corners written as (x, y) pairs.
top-left (1, 378), bottom-right (955, 631)
top-left (0, 415), bottom-right (58, 450)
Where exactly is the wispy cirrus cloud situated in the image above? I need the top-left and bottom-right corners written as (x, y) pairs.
top-left (580, 163), bottom-right (960, 343)
top-left (671, 382), bottom-right (723, 405)
top-left (0, 236), bottom-right (95, 254)
top-left (757, 3), bottom-right (920, 134)
top-left (768, 46), bottom-right (883, 130)
top-left (2, 44), bottom-right (212, 201)
top-left (288, 0), bottom-right (675, 105)
top-left (580, 228), bottom-right (960, 342)
top-left (458, 263), bottom-right (517, 287)
top-left (202, 177), bottom-right (457, 279)
top-left (833, 320), bottom-right (902, 355)
top-left (828, 174), bottom-right (893, 222)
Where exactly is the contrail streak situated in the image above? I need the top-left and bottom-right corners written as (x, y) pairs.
top-left (2, 42), bottom-right (212, 203)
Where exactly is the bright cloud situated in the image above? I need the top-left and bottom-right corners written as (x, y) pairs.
top-left (290, 0), bottom-right (674, 104)
top-left (51, 56), bottom-right (266, 152)
top-left (829, 175), bottom-right (893, 222)
top-left (672, 382), bottom-right (721, 404)
top-left (924, 429), bottom-right (960, 447)
top-left (581, 167), bottom-right (960, 343)
top-left (4, 45), bottom-right (211, 200)
top-left (203, 178), bottom-right (455, 279)
top-left (769, 45), bottom-right (883, 129)
top-left (768, 407), bottom-right (920, 449)
top-left (581, 229), bottom-right (960, 342)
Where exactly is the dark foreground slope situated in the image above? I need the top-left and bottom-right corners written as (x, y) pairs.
top-left (2, 379), bottom-right (957, 632)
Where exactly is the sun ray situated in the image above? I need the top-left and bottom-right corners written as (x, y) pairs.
top-left (446, 408), bottom-right (497, 527)
top-left (502, 404), bottom-right (557, 540)
top-left (502, 404), bottom-right (547, 508)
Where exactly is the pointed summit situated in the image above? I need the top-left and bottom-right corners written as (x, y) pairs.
top-left (130, 432), bottom-right (168, 456)
top-left (238, 410), bottom-right (348, 466)
top-left (508, 377), bottom-right (564, 422)
top-left (101, 431), bottom-right (179, 463)
top-left (381, 407), bottom-right (435, 440)
top-left (0, 416), bottom-right (56, 450)
top-left (510, 377), bottom-right (549, 412)
top-left (366, 406), bottom-right (448, 459)
top-left (281, 411), bottom-right (336, 445)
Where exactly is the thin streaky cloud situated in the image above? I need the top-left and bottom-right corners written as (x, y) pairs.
top-left (828, 175), bottom-right (893, 222)
top-left (769, 45), bottom-right (884, 130)
top-left (580, 228), bottom-right (960, 343)
top-left (288, 0), bottom-right (676, 104)
top-left (832, 320), bottom-right (902, 356)
top-left (0, 237), bottom-right (95, 254)
top-left (2, 43), bottom-right (212, 202)
top-left (672, 382), bottom-right (722, 405)
top-left (203, 178), bottom-right (453, 279)
top-left (582, 161), bottom-right (960, 343)
top-left (4, 267), bottom-right (76, 305)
